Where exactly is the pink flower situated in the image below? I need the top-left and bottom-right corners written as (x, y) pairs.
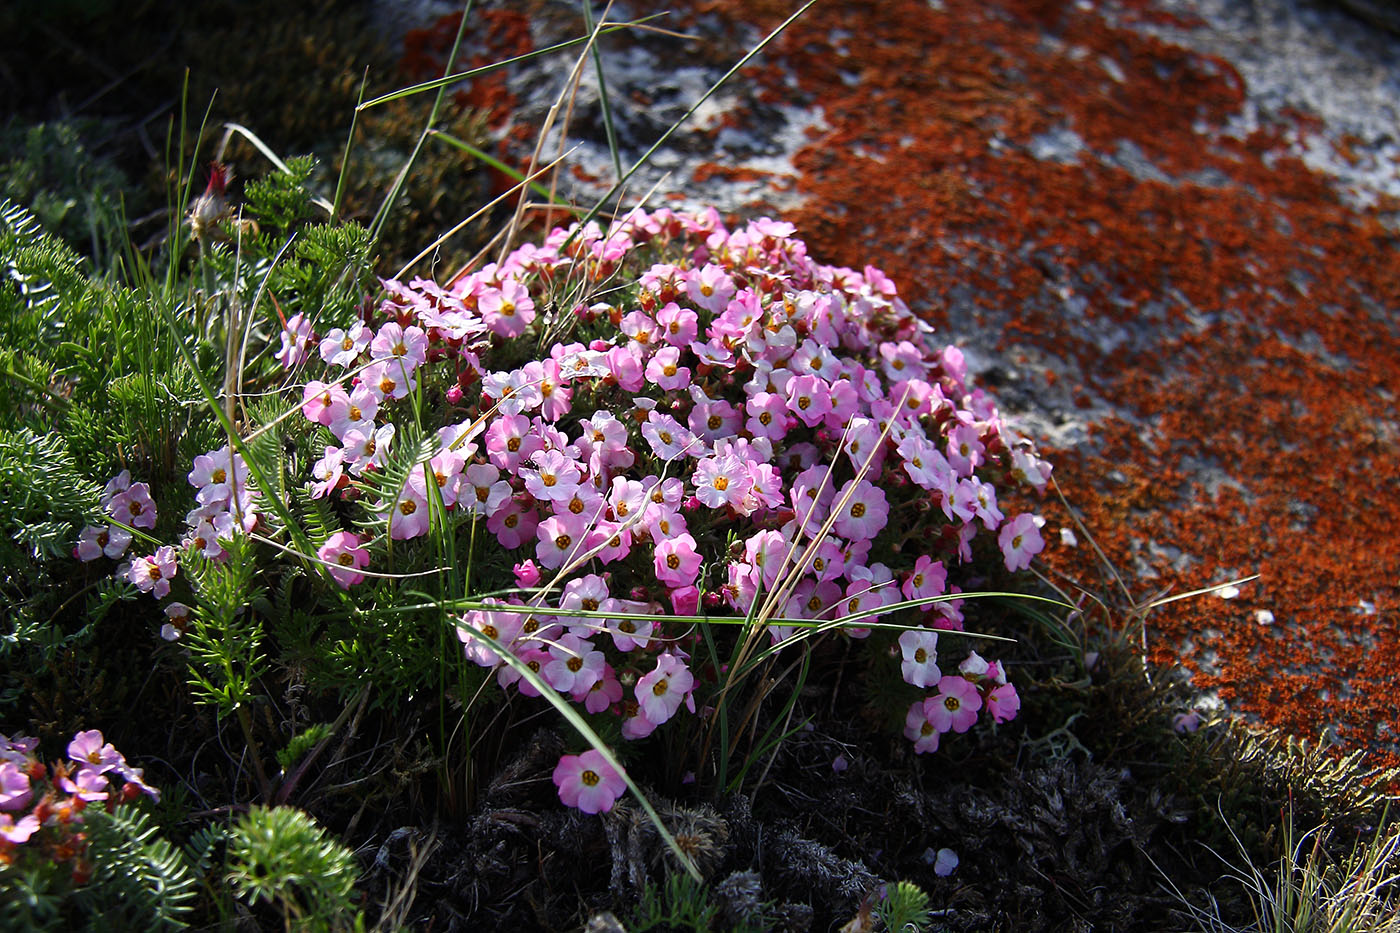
top-left (641, 411), bottom-right (698, 460)
top-left (514, 560), bottom-right (542, 588)
top-left (59, 766), bottom-right (109, 801)
top-left (129, 546), bottom-right (177, 598)
top-left (524, 449), bottom-right (582, 504)
top-left (362, 358), bottom-right (417, 401)
top-left (456, 599), bottom-right (523, 667)
top-left (318, 531), bottom-right (370, 588)
top-left (832, 479), bottom-right (889, 542)
top-left (0, 761), bottom-right (32, 811)
top-left (693, 454), bottom-right (752, 510)
top-left (553, 749), bottom-right (626, 814)
top-left (161, 601), bottom-right (192, 641)
top-left (683, 263), bottom-right (735, 313)
top-left (986, 683), bottom-right (1021, 724)
top-left (68, 729), bottom-right (123, 774)
top-left (488, 501), bottom-right (539, 550)
top-left (636, 653), bottom-right (694, 726)
top-left (485, 414), bottom-right (542, 471)
top-left (654, 533), bottom-right (702, 588)
top-left (998, 513), bottom-right (1045, 572)
top-left (319, 321), bottom-right (371, 367)
top-left (898, 629), bottom-right (941, 688)
top-left (745, 392), bottom-right (791, 441)
top-left (301, 381), bottom-right (350, 427)
top-left (107, 481), bottom-right (158, 530)
top-left (382, 483), bottom-right (431, 540)
top-left (946, 422), bottom-right (985, 476)
top-left (602, 598), bottom-right (653, 652)
top-left (75, 524), bottom-right (132, 561)
top-left (656, 302), bottom-right (698, 346)
top-left (584, 665), bottom-right (624, 713)
top-left (930, 676), bottom-right (982, 733)
top-left (785, 375), bottom-right (833, 428)
top-left (543, 634), bottom-right (605, 696)
top-left (903, 700), bottom-right (941, 754)
top-left (645, 346), bottom-right (691, 391)
top-left (901, 556), bottom-right (947, 602)
top-left (275, 312), bottom-right (315, 369)
top-left (0, 812), bottom-right (40, 844)
top-left (330, 384), bottom-right (379, 440)
top-left (370, 322), bottom-right (428, 369)
top-left (310, 446), bottom-right (347, 499)
top-left (536, 514), bottom-right (587, 569)
top-left (479, 279), bottom-right (536, 338)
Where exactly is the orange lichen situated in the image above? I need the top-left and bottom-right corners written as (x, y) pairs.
top-left (680, 0), bottom-right (1400, 767)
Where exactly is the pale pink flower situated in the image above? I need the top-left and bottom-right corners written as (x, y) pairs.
top-left (693, 454), bottom-right (752, 510)
top-left (832, 479), bottom-right (889, 542)
top-left (456, 599), bottom-right (523, 667)
top-left (362, 358), bottom-right (417, 401)
top-left (902, 556), bottom-right (947, 602)
top-left (329, 384), bottom-right (378, 440)
top-left (584, 665), bottom-right (624, 713)
top-left (0, 812), bottom-right (40, 844)
top-left (785, 374), bottom-right (833, 427)
top-left (946, 422), bottom-right (985, 476)
top-left (0, 761), bottom-right (32, 811)
top-left (275, 312), bottom-right (315, 369)
top-left (369, 322), bottom-right (428, 369)
top-left (129, 546), bottom-right (177, 598)
top-left (683, 263), bottom-right (735, 313)
top-left (899, 629), bottom-right (941, 688)
top-left (602, 598), bottom-right (653, 652)
top-left (636, 653), bottom-right (694, 726)
top-left (484, 414), bottom-right (542, 471)
top-left (59, 766), bottom-right (109, 801)
top-left (543, 634), bottom-right (605, 696)
top-left (382, 483), bottom-right (431, 540)
top-left (688, 396), bottom-right (741, 443)
top-left (904, 699), bottom-right (941, 754)
top-left (559, 574), bottom-right (610, 637)
top-left (488, 501), bottom-right (539, 550)
top-left (536, 514), bottom-right (587, 569)
top-left (523, 449), bottom-right (582, 504)
top-left (641, 411), bottom-right (697, 460)
top-left (75, 524), bottom-right (132, 561)
top-left (67, 729), bottom-right (123, 774)
top-left (998, 513), bottom-right (1045, 572)
top-left (745, 392), bottom-right (790, 441)
top-left (318, 531), bottom-right (369, 588)
top-left (310, 446), bottom-right (346, 499)
top-left (319, 321), bottom-right (371, 367)
top-left (553, 749), bottom-right (626, 814)
top-left (107, 481), bottom-right (158, 529)
top-left (644, 346), bottom-right (691, 391)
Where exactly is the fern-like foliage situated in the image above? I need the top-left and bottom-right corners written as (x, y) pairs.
top-left (0, 806), bottom-right (197, 932)
top-left (73, 806), bottom-right (199, 930)
top-left (226, 805), bottom-right (361, 932)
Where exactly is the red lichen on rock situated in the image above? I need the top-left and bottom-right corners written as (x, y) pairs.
top-left (400, 8), bottom-right (533, 126)
top-left (686, 0), bottom-right (1400, 765)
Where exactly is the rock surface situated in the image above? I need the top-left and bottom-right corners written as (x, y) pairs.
top-left (397, 0), bottom-right (1400, 770)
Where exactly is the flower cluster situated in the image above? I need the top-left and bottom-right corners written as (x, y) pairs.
top-left (83, 205), bottom-right (1051, 812)
top-left (308, 209), bottom-right (1044, 805)
top-left (0, 731), bottom-right (159, 878)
